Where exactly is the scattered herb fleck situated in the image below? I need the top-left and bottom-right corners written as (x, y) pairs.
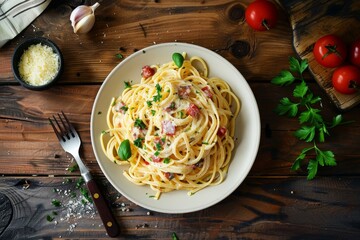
top-left (124, 81), bottom-right (131, 89)
top-left (46, 215), bottom-right (54, 222)
top-left (67, 164), bottom-right (78, 173)
top-left (115, 53), bottom-right (123, 59)
top-left (51, 199), bottom-right (61, 207)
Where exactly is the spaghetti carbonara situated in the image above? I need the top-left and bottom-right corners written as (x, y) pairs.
top-left (101, 53), bottom-right (241, 199)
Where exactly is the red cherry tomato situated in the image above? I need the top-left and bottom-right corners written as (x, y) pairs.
top-left (332, 65), bottom-right (360, 94)
top-left (349, 39), bottom-right (360, 67)
top-left (313, 35), bottom-right (347, 68)
top-left (245, 0), bottom-right (278, 31)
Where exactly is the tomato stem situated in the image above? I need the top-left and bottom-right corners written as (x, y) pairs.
top-left (322, 44), bottom-right (342, 60)
top-left (349, 80), bottom-right (358, 89)
top-left (262, 19), bottom-right (270, 30)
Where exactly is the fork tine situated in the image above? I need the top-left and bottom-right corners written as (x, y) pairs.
top-left (60, 111), bottom-right (77, 138)
top-left (49, 116), bottom-right (63, 141)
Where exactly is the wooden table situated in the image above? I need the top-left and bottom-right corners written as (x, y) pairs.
top-left (1, 0), bottom-right (359, 239)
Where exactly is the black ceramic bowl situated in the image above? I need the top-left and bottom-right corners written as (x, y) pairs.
top-left (12, 37), bottom-right (64, 90)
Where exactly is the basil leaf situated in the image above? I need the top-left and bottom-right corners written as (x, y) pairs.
top-left (172, 52), bottom-right (184, 68)
top-left (118, 139), bottom-right (131, 160)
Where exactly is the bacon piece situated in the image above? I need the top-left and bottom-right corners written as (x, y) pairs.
top-left (164, 172), bottom-right (175, 180)
top-left (151, 155), bottom-right (162, 163)
top-left (217, 126), bottom-right (227, 138)
top-left (201, 86), bottom-right (213, 98)
top-left (141, 65), bottom-right (155, 78)
top-left (178, 85), bottom-right (191, 99)
top-left (161, 120), bottom-right (176, 136)
top-left (186, 103), bottom-right (200, 118)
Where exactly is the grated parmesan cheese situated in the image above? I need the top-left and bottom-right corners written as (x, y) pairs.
top-left (18, 43), bottom-right (59, 86)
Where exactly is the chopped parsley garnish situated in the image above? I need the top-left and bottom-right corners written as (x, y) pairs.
top-left (134, 138), bottom-right (144, 148)
top-left (169, 102), bottom-right (176, 110)
top-left (163, 158), bottom-right (170, 164)
top-left (202, 142), bottom-right (209, 145)
top-left (151, 110), bottom-right (156, 116)
top-left (134, 118), bottom-right (146, 129)
top-left (121, 106), bottom-right (128, 112)
top-left (147, 101), bottom-right (153, 107)
top-left (154, 151), bottom-right (160, 156)
top-left (155, 143), bottom-right (162, 151)
top-left (153, 84), bottom-right (162, 102)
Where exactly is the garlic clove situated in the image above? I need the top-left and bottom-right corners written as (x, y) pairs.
top-left (74, 14), bottom-right (95, 34)
top-left (70, 2), bottom-right (100, 34)
top-left (70, 5), bottom-right (92, 29)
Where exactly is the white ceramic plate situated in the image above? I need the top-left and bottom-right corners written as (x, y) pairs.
top-left (91, 42), bottom-right (260, 214)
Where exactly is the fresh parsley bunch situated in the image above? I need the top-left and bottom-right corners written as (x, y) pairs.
top-left (271, 57), bottom-right (345, 180)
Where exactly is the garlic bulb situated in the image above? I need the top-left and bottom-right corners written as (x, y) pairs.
top-left (70, 2), bottom-right (100, 34)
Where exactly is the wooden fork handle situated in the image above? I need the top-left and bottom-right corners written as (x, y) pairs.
top-left (86, 179), bottom-right (120, 237)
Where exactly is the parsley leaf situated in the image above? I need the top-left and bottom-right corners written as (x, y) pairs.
top-left (275, 97), bottom-right (298, 117)
top-left (294, 126), bottom-right (315, 142)
top-left (293, 81), bottom-right (308, 98)
top-left (307, 159), bottom-right (318, 180)
top-left (271, 70), bottom-right (295, 86)
top-left (289, 56), bottom-right (308, 74)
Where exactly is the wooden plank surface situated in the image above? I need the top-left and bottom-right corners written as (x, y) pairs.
top-left (1, 176), bottom-right (360, 239)
top-left (0, 0), bottom-right (359, 239)
top-left (0, 0), bottom-right (294, 84)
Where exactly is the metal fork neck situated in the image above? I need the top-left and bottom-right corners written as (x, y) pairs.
top-left (71, 152), bottom-right (92, 183)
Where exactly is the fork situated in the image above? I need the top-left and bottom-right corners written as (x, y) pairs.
top-left (49, 111), bottom-right (120, 237)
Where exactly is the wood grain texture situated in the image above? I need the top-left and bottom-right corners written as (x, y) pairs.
top-left (0, 0), bottom-right (293, 85)
top-left (1, 176), bottom-right (360, 239)
top-left (279, 0), bottom-right (360, 110)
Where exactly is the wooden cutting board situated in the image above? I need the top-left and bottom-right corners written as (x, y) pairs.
top-left (278, 0), bottom-right (360, 111)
